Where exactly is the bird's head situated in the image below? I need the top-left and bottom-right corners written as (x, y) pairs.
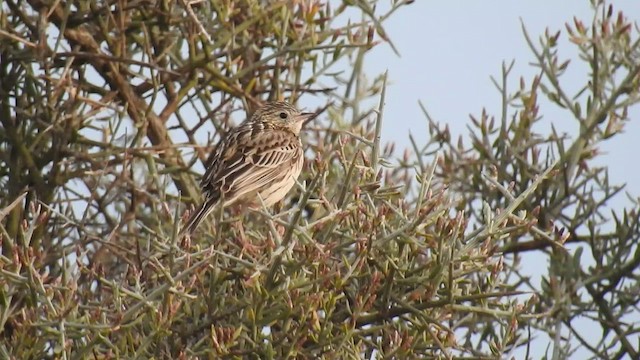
top-left (252, 101), bottom-right (316, 135)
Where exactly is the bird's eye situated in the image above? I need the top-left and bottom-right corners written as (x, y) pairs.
top-left (279, 112), bottom-right (288, 119)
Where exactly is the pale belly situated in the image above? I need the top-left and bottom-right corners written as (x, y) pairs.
top-left (257, 157), bottom-right (303, 206)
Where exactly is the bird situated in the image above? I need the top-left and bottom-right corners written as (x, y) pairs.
top-left (179, 101), bottom-right (315, 237)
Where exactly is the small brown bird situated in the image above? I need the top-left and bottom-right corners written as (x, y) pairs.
top-left (179, 101), bottom-right (315, 237)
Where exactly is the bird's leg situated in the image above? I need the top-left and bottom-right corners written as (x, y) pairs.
top-left (271, 202), bottom-right (289, 238)
top-left (231, 213), bottom-right (261, 257)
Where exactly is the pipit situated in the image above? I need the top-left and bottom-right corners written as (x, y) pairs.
top-left (179, 101), bottom-right (315, 237)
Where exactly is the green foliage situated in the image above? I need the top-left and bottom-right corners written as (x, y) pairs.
top-left (1, 0), bottom-right (639, 359)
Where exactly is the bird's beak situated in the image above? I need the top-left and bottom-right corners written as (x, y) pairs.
top-left (298, 103), bottom-right (331, 127)
top-left (297, 112), bottom-right (318, 127)
top-left (290, 112), bottom-right (318, 134)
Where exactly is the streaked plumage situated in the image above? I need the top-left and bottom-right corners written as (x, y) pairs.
top-left (179, 101), bottom-right (314, 237)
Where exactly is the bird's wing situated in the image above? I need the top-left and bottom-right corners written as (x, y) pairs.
top-left (202, 126), bottom-right (301, 205)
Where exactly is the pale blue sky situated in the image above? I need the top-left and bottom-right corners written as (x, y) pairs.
top-left (366, 1), bottom-right (640, 199)
top-left (358, 1), bottom-right (640, 358)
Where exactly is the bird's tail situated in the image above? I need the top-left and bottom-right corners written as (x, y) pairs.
top-left (178, 202), bottom-right (215, 238)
